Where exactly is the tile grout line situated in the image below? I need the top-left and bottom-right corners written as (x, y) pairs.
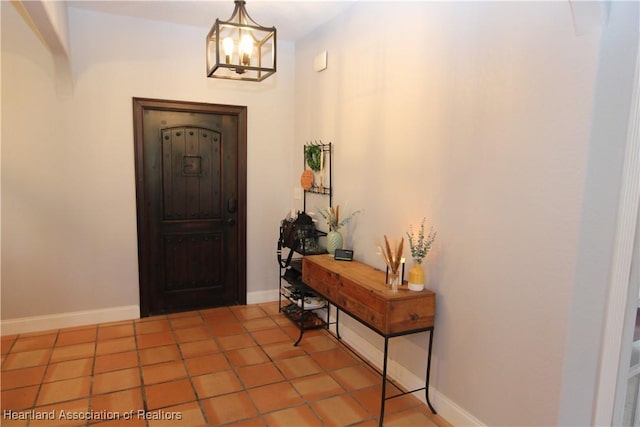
top-left (132, 319), bottom-right (151, 427)
top-left (179, 308), bottom-right (214, 427)
top-left (86, 324), bottom-right (99, 427)
top-left (33, 328), bottom-right (60, 420)
top-left (214, 305), bottom-right (274, 425)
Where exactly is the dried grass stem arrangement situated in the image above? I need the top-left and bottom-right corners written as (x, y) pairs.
top-left (380, 235), bottom-right (404, 274)
top-left (317, 205), bottom-right (361, 231)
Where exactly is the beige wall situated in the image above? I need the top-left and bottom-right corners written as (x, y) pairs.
top-left (1, 4), bottom-right (295, 320)
top-left (293, 1), bottom-right (637, 425)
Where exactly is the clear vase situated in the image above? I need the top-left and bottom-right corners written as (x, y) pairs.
top-left (387, 270), bottom-right (400, 292)
top-left (326, 230), bottom-right (343, 255)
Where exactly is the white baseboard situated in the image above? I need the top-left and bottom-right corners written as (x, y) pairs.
top-left (247, 289), bottom-right (279, 305)
top-left (326, 311), bottom-right (485, 427)
top-left (0, 290), bottom-right (279, 336)
top-left (0, 289), bottom-right (281, 336)
top-left (1, 305), bottom-right (140, 336)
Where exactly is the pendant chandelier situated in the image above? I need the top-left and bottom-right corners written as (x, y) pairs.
top-left (206, 0), bottom-right (277, 82)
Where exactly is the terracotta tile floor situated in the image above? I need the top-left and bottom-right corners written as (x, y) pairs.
top-left (1, 302), bottom-right (451, 426)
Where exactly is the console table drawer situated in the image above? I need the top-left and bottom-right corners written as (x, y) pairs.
top-left (302, 255), bottom-right (435, 335)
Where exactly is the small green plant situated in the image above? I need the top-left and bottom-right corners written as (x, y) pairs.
top-left (317, 205), bottom-right (362, 231)
top-left (406, 218), bottom-right (437, 264)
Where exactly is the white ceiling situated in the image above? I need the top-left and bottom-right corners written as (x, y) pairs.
top-left (67, 1), bottom-right (356, 41)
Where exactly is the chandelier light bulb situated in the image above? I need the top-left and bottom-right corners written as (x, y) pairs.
top-left (240, 34), bottom-right (254, 66)
top-left (222, 37), bottom-right (234, 63)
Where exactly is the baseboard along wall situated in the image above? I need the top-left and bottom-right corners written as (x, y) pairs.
top-left (0, 289), bottom-right (280, 336)
top-left (0, 305), bottom-right (140, 336)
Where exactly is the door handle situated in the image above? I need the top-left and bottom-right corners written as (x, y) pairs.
top-left (227, 197), bottom-right (237, 213)
top-left (225, 218), bottom-right (236, 227)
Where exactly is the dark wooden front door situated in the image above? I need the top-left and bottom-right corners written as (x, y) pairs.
top-left (133, 98), bottom-right (247, 316)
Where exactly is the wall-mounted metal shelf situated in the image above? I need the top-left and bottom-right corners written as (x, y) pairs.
top-left (302, 142), bottom-right (332, 211)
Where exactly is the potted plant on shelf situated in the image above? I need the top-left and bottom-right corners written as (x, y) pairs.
top-left (317, 205), bottom-right (361, 255)
top-left (406, 218), bottom-right (437, 291)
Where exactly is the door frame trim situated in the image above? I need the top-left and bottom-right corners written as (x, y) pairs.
top-left (594, 43), bottom-right (640, 424)
top-left (132, 97), bottom-right (248, 317)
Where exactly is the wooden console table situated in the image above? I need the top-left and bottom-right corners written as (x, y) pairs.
top-left (301, 255), bottom-right (437, 426)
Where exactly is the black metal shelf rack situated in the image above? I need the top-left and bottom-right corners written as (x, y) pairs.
top-left (277, 142), bottom-right (333, 345)
top-left (302, 142), bottom-right (332, 210)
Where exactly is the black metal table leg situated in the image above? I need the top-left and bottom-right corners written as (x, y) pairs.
top-left (326, 302), bottom-right (331, 330)
top-left (425, 327), bottom-right (436, 413)
top-left (294, 299), bottom-right (305, 346)
top-left (293, 326), bottom-right (304, 346)
top-left (379, 337), bottom-right (390, 427)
